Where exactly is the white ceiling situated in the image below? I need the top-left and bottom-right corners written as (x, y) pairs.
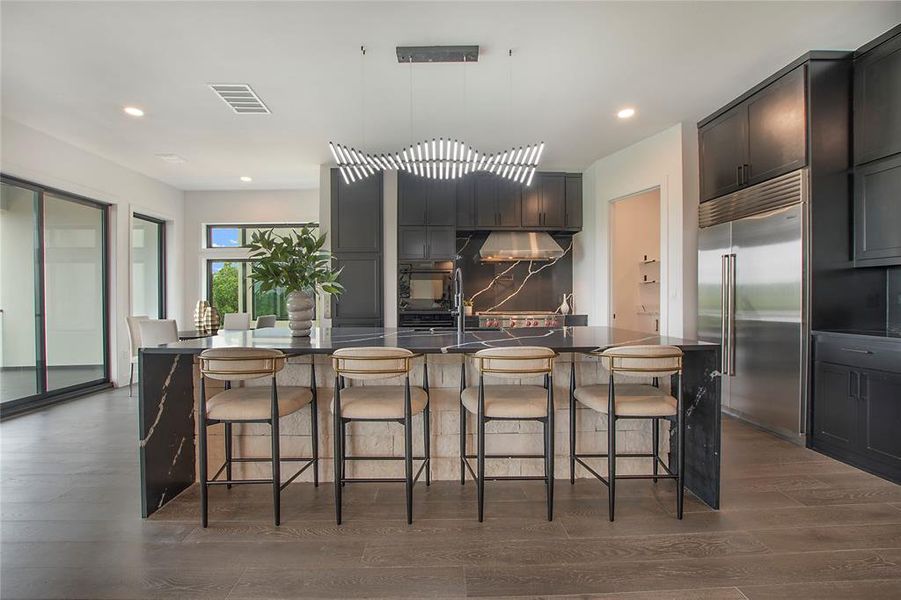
top-left (2, 1), bottom-right (899, 191)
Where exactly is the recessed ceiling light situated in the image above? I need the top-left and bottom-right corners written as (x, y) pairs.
top-left (617, 107), bottom-right (636, 119)
top-left (123, 106), bottom-right (145, 117)
top-left (240, 176), bottom-right (253, 182)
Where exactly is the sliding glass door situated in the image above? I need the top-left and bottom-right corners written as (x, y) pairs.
top-left (132, 214), bottom-right (165, 318)
top-left (0, 177), bottom-right (109, 414)
top-left (0, 182), bottom-right (41, 403)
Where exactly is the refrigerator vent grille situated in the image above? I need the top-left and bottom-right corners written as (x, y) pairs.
top-left (699, 170), bottom-right (805, 228)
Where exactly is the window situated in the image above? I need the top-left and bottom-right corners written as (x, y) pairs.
top-left (132, 214), bottom-right (165, 318)
top-left (1, 176), bottom-right (109, 416)
top-left (206, 223), bottom-right (315, 248)
top-left (207, 260), bottom-right (289, 320)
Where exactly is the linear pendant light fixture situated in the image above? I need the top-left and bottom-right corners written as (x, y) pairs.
top-left (329, 44), bottom-right (544, 186)
top-left (329, 139), bottom-right (544, 186)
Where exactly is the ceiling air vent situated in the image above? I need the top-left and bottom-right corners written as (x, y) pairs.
top-left (208, 84), bottom-right (270, 114)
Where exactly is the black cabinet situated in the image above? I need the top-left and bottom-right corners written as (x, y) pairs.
top-left (813, 361), bottom-right (858, 450)
top-left (475, 174), bottom-right (500, 228)
top-left (496, 179), bottom-right (522, 228)
top-left (746, 66), bottom-right (807, 186)
top-left (699, 65), bottom-right (807, 202)
top-left (522, 173), bottom-right (566, 229)
top-left (854, 154), bottom-right (901, 266)
top-left (428, 180), bottom-right (457, 226)
top-left (700, 106), bottom-right (748, 201)
top-left (855, 30), bottom-right (901, 166)
top-left (565, 174), bottom-right (583, 230)
top-left (456, 175), bottom-right (476, 228)
top-left (398, 226), bottom-right (455, 260)
top-left (398, 173), bottom-right (428, 226)
top-left (330, 170), bottom-right (383, 327)
top-left (811, 332), bottom-right (901, 483)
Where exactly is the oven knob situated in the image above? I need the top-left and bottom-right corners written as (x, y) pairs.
top-left (509, 319), bottom-right (517, 327)
top-left (528, 320), bottom-right (535, 327)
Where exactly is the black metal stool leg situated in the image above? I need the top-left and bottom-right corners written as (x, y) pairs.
top-left (459, 359), bottom-right (466, 485)
top-left (607, 375), bottom-right (616, 522)
top-left (333, 376), bottom-right (342, 525)
top-left (271, 381), bottom-right (281, 527)
top-left (676, 374), bottom-right (685, 519)
top-left (224, 422), bottom-right (233, 489)
top-left (477, 376), bottom-right (486, 522)
top-left (569, 360), bottom-right (576, 484)
top-left (404, 378), bottom-right (414, 524)
top-left (547, 376), bottom-right (555, 521)
top-left (652, 417), bottom-right (659, 484)
top-left (423, 402), bottom-right (431, 486)
top-left (311, 362), bottom-right (319, 487)
top-left (340, 419), bottom-right (347, 487)
top-left (199, 377), bottom-right (209, 528)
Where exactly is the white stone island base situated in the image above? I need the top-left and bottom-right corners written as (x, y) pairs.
top-left (194, 353), bottom-right (672, 482)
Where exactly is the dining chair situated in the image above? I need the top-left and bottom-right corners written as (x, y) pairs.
top-left (570, 345), bottom-right (685, 520)
top-left (255, 314), bottom-right (277, 328)
top-left (222, 312), bottom-right (251, 330)
top-left (138, 319), bottom-right (178, 348)
top-left (125, 315), bottom-right (148, 396)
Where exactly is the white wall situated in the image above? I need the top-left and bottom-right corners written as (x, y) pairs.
top-left (575, 122), bottom-right (700, 338)
top-left (610, 188), bottom-right (660, 333)
top-left (182, 189), bottom-right (319, 321)
top-left (1, 117), bottom-right (184, 387)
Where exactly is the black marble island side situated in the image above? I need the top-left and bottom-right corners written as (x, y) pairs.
top-left (139, 326), bottom-right (721, 517)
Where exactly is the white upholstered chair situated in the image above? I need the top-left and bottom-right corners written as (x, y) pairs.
top-left (222, 312), bottom-right (251, 330)
top-left (255, 314), bottom-right (277, 328)
top-left (138, 319), bottom-right (178, 348)
top-left (197, 348), bottom-right (318, 527)
top-left (570, 345), bottom-right (685, 521)
top-left (125, 315), bottom-right (148, 396)
top-left (460, 346), bottom-right (557, 522)
top-left (330, 347), bottom-right (430, 525)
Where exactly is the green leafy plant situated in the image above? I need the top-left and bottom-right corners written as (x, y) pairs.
top-left (211, 262), bottom-right (239, 314)
top-left (247, 227), bottom-right (344, 297)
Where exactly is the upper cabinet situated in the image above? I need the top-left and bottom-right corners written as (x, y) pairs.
top-left (854, 27), bottom-right (901, 267)
top-left (699, 65), bottom-right (807, 202)
top-left (404, 170), bottom-right (583, 232)
top-left (855, 30), bottom-right (901, 166)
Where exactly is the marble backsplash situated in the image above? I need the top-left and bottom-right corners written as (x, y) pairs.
top-left (456, 233), bottom-right (575, 313)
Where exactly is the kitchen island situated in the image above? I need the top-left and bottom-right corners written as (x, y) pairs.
top-left (138, 326), bottom-right (721, 517)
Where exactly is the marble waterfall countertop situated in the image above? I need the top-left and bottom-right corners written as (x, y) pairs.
top-left (143, 326), bottom-right (715, 355)
top-left (138, 326), bottom-right (720, 518)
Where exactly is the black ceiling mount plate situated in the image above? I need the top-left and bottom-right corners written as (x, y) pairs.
top-left (396, 45), bottom-right (480, 63)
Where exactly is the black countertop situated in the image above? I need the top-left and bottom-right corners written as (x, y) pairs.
top-left (142, 326), bottom-right (714, 355)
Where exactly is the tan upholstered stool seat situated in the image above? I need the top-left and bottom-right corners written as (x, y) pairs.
top-left (206, 386), bottom-right (312, 420)
top-left (331, 386), bottom-right (428, 419)
top-left (574, 383), bottom-right (676, 417)
top-left (461, 385), bottom-right (549, 418)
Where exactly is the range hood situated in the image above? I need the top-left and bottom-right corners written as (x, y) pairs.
top-left (479, 231), bottom-right (564, 262)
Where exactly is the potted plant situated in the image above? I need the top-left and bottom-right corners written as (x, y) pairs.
top-left (463, 299), bottom-right (474, 316)
top-left (248, 227), bottom-right (344, 337)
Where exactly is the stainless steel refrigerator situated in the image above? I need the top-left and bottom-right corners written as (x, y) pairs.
top-left (697, 169), bottom-right (809, 442)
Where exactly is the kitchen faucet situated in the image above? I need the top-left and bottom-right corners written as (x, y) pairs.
top-left (452, 267), bottom-right (465, 335)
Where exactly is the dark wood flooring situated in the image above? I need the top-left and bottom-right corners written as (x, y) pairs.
top-left (2, 386), bottom-right (900, 598)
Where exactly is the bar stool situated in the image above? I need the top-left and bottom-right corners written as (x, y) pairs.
top-left (197, 348), bottom-right (318, 527)
top-left (330, 347), bottom-right (430, 525)
top-left (460, 346), bottom-right (557, 522)
top-left (570, 345), bottom-right (684, 521)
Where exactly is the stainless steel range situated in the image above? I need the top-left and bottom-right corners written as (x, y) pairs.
top-left (478, 312), bottom-right (561, 328)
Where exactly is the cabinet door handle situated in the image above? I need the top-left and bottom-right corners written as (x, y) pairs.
top-left (840, 348), bottom-right (873, 355)
top-left (737, 165), bottom-right (742, 186)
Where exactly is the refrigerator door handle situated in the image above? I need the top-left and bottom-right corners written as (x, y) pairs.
top-left (728, 253), bottom-right (737, 376)
top-left (720, 254), bottom-right (730, 374)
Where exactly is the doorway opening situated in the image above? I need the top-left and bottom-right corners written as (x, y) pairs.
top-left (610, 187), bottom-right (661, 333)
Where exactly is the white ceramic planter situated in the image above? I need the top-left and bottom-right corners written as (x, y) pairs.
top-left (286, 290), bottom-right (315, 337)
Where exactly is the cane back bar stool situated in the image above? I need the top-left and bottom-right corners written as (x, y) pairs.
top-left (198, 348), bottom-right (318, 527)
top-left (460, 346), bottom-right (557, 522)
top-left (570, 345), bottom-right (685, 521)
top-left (330, 347), bottom-right (430, 525)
